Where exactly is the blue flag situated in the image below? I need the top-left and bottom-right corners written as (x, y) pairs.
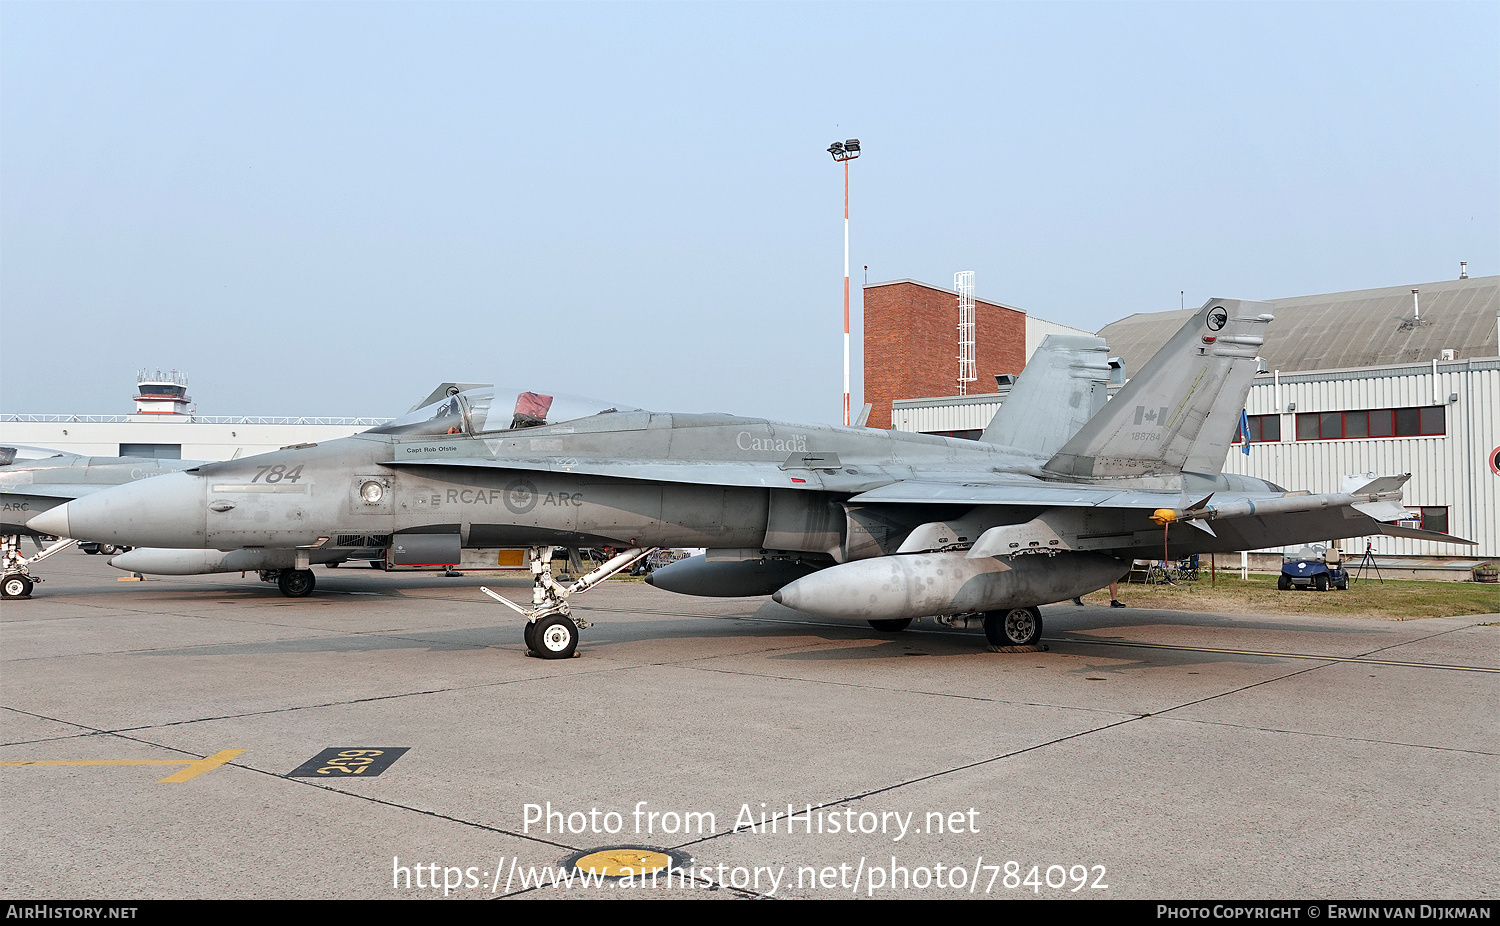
top-left (1239, 410), bottom-right (1251, 454)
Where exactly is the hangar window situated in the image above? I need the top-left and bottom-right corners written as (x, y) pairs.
top-left (1294, 406), bottom-right (1445, 441)
top-left (1232, 414), bottom-right (1280, 443)
top-left (119, 443), bottom-right (182, 459)
top-left (1415, 507), bottom-right (1449, 534)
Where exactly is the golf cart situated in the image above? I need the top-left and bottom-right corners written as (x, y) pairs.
top-left (1278, 543), bottom-right (1349, 591)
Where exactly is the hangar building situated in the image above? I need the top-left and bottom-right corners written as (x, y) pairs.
top-left (863, 279), bottom-right (1092, 430)
top-left (883, 274), bottom-right (1500, 563)
top-left (0, 370), bottom-right (389, 461)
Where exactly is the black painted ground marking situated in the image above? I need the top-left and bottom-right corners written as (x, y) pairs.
top-left (288, 747), bottom-right (409, 778)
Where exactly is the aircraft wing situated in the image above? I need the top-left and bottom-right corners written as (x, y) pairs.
top-left (848, 480), bottom-right (1169, 508)
top-left (853, 474), bottom-right (1473, 558)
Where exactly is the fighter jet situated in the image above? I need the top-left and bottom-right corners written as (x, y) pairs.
top-left (1, 385), bottom-right (494, 599)
top-left (25, 299), bottom-right (1466, 655)
top-left (82, 345), bottom-right (1111, 591)
top-left (0, 445), bottom-right (201, 598)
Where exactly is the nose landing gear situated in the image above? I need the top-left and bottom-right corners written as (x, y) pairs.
top-left (2, 534), bottom-right (79, 599)
top-left (482, 545), bottom-right (657, 659)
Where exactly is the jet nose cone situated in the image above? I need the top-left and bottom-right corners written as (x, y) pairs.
top-left (26, 506), bottom-right (69, 538)
top-left (30, 472), bottom-right (208, 548)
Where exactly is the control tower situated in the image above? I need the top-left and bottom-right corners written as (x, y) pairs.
top-left (133, 369), bottom-right (192, 416)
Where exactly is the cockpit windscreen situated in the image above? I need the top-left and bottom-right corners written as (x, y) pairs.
top-left (0, 446), bottom-right (74, 467)
top-left (370, 388), bottom-right (640, 438)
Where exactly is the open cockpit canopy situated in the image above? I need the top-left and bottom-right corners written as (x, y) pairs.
top-left (370, 388), bottom-right (641, 438)
top-left (0, 446), bottom-right (76, 467)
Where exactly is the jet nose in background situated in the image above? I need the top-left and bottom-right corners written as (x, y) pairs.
top-left (25, 472), bottom-right (208, 548)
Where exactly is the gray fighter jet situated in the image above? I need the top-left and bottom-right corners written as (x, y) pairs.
top-left (82, 345), bottom-right (1111, 590)
top-left (0, 445), bottom-right (201, 598)
top-left (25, 299), bottom-right (1466, 655)
top-left (1, 384), bottom-right (485, 598)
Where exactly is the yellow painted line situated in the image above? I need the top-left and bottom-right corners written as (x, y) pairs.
top-left (1, 748), bottom-right (245, 782)
top-left (1054, 637), bottom-right (1498, 673)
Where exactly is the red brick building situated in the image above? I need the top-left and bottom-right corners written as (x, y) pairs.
top-left (863, 279), bottom-right (1027, 429)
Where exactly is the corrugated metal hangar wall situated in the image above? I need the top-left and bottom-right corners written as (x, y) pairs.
top-left (886, 276), bottom-right (1500, 561)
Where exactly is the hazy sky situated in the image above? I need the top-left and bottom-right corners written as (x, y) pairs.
top-left (2, 2), bottom-right (1495, 424)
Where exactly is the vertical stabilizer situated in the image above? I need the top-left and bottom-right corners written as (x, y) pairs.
top-left (1043, 298), bottom-right (1273, 479)
top-left (980, 335), bottom-right (1111, 455)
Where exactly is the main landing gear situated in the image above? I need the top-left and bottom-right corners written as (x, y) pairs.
top-left (482, 545), bottom-right (657, 659)
top-left (258, 568), bottom-right (317, 598)
top-left (2, 534), bottom-right (79, 599)
top-left (982, 606), bottom-right (1043, 650)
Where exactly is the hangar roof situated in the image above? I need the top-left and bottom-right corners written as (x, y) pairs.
top-left (1098, 275), bottom-right (1498, 376)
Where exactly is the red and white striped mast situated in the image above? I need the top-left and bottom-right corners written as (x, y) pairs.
top-left (828, 138), bottom-right (860, 426)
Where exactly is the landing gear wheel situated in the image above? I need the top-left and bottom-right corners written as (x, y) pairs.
top-left (277, 569), bottom-right (316, 598)
top-left (531, 614), bottom-right (579, 659)
top-left (868, 618), bottom-right (912, 633)
top-left (2, 574), bottom-right (33, 599)
top-left (984, 606), bottom-right (1042, 649)
top-left (523, 620), bottom-right (539, 654)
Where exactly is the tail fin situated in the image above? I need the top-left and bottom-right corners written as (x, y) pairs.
top-left (979, 335), bottom-right (1111, 455)
top-left (1043, 298), bottom-right (1273, 479)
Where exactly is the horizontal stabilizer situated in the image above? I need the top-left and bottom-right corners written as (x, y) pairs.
top-left (1374, 523), bottom-right (1476, 544)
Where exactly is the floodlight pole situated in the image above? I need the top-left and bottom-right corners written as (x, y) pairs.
top-left (828, 139), bottom-right (860, 425)
top-left (842, 158), bottom-right (850, 426)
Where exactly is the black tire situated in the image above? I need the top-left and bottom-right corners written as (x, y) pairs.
top-left (983, 606), bottom-right (1042, 649)
top-left (277, 569), bottom-right (316, 598)
top-left (1336, 579), bottom-right (1348, 591)
top-left (531, 614), bottom-right (578, 659)
top-left (83, 547), bottom-right (98, 555)
top-left (369, 560), bottom-right (385, 570)
top-left (99, 544), bottom-right (118, 556)
top-left (523, 620), bottom-right (539, 654)
top-left (2, 574), bottom-right (33, 599)
top-left (1314, 573), bottom-right (1329, 592)
top-left (1277, 575), bottom-right (1291, 590)
top-left (868, 618), bottom-right (912, 633)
